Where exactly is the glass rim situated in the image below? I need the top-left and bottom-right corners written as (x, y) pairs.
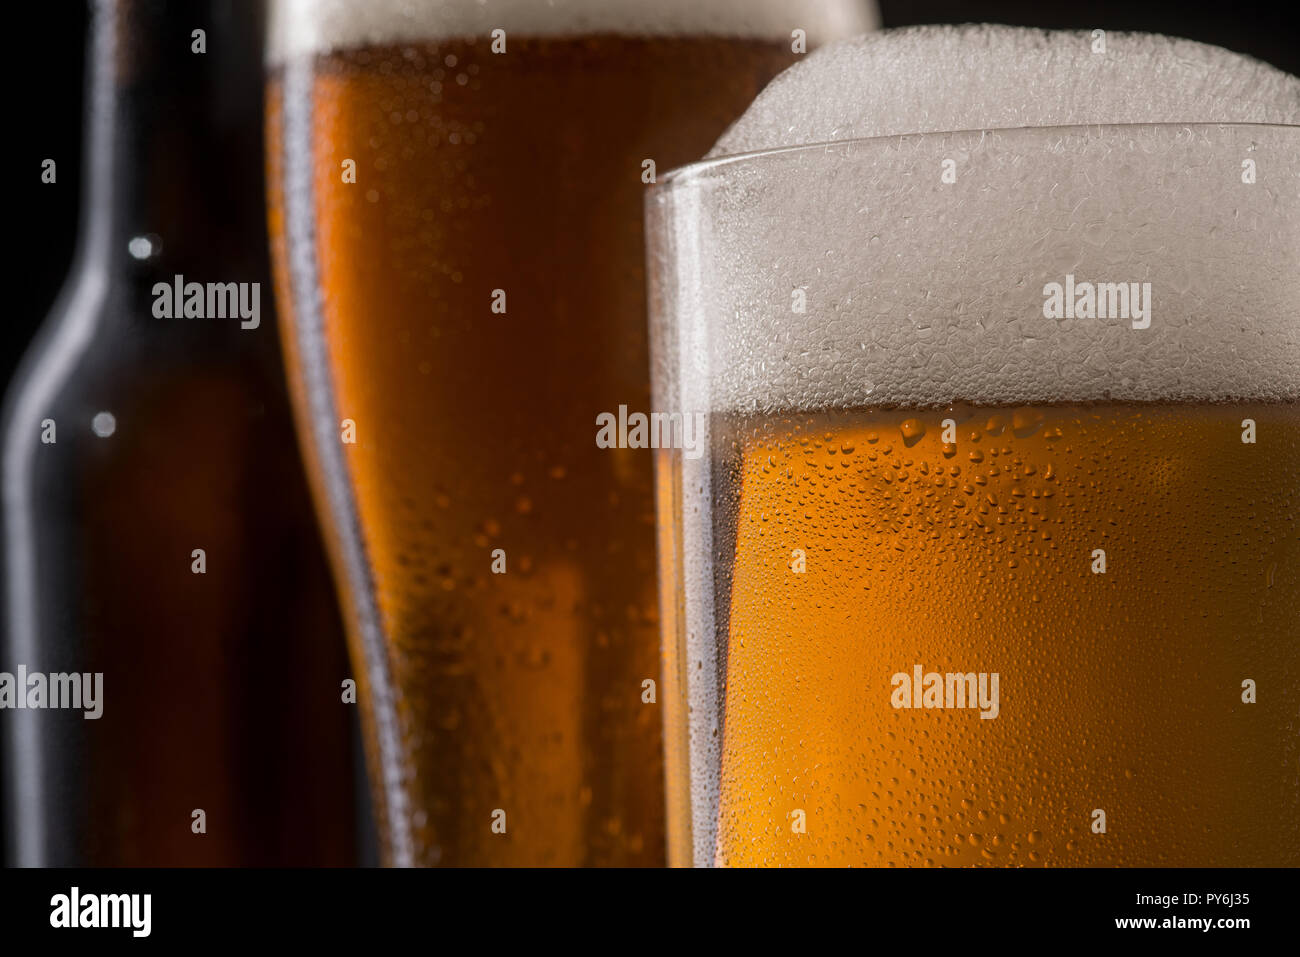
top-left (656, 119), bottom-right (1300, 188)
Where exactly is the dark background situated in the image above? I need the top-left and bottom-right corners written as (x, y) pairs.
top-left (2, 0), bottom-right (1296, 866)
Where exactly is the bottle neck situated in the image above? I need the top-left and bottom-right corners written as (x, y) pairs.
top-left (78, 0), bottom-right (267, 274)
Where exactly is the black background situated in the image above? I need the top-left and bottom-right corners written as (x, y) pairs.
top-left (1, 865), bottom-right (1290, 941)
top-left (2, 0), bottom-right (1297, 869)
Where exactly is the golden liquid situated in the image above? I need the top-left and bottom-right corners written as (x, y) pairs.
top-left (678, 402), bottom-right (1300, 866)
top-left (267, 36), bottom-right (803, 865)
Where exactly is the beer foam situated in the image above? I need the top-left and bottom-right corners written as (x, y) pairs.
top-left (647, 27), bottom-right (1300, 416)
top-left (267, 0), bottom-right (879, 63)
top-left (652, 122), bottom-right (1300, 418)
top-left (711, 26), bottom-right (1300, 156)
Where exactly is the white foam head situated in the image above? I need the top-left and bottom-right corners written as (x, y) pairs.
top-left (655, 122), bottom-right (1300, 417)
top-left (268, 0), bottom-right (880, 64)
top-left (647, 26), bottom-right (1300, 417)
top-left (711, 25), bottom-right (1300, 157)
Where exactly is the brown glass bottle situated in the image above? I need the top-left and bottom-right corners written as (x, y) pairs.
top-left (1, 0), bottom-right (356, 865)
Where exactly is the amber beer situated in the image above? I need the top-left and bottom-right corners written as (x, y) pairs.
top-left (689, 400), bottom-right (1300, 866)
top-left (265, 0), bottom-right (875, 865)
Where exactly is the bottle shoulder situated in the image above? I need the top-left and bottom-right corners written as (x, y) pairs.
top-left (3, 261), bottom-right (284, 453)
top-left (4, 262), bottom-right (112, 416)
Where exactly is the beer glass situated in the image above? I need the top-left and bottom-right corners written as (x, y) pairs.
top-left (647, 123), bottom-right (1300, 866)
top-left (265, 0), bottom-right (877, 865)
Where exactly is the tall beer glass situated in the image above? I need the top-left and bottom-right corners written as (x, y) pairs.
top-left (647, 123), bottom-right (1300, 865)
top-left (265, 0), bottom-right (876, 865)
